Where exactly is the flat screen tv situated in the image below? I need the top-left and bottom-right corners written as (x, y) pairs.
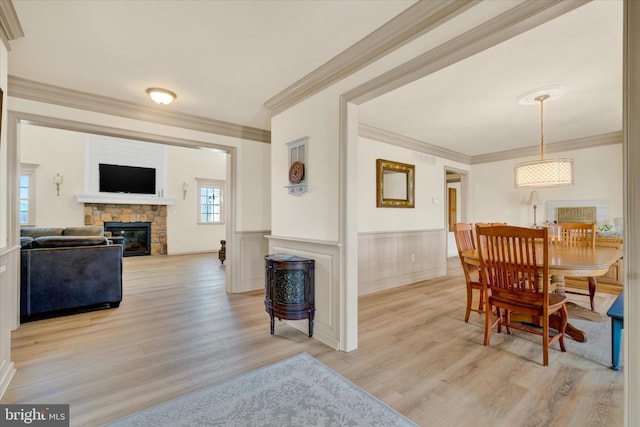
top-left (99, 163), bottom-right (156, 195)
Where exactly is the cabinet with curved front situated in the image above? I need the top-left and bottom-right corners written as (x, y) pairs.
top-left (264, 254), bottom-right (315, 337)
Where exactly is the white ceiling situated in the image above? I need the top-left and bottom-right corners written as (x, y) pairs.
top-left (8, 0), bottom-right (416, 129)
top-left (7, 0), bottom-right (622, 157)
top-left (359, 0), bottom-right (623, 157)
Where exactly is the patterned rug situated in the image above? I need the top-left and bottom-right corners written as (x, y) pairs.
top-left (102, 352), bottom-right (416, 427)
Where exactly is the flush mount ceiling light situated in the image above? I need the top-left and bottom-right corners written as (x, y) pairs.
top-left (146, 87), bottom-right (177, 105)
top-left (514, 85), bottom-right (574, 188)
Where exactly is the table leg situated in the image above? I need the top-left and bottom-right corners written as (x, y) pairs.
top-left (611, 318), bottom-right (623, 370)
top-left (550, 275), bottom-right (587, 342)
top-left (552, 275), bottom-right (565, 294)
top-left (549, 313), bottom-right (587, 343)
top-left (588, 276), bottom-right (597, 311)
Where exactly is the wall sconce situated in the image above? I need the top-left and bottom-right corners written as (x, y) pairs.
top-left (53, 173), bottom-right (63, 196)
top-left (183, 182), bottom-right (189, 200)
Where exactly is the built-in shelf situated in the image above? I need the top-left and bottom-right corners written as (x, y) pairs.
top-left (75, 194), bottom-right (175, 205)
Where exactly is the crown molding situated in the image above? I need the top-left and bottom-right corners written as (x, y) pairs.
top-left (264, 0), bottom-right (478, 116)
top-left (8, 110), bottom-right (234, 153)
top-left (360, 124), bottom-right (622, 166)
top-left (0, 0), bottom-right (24, 50)
top-left (470, 130), bottom-right (623, 164)
top-left (8, 76), bottom-right (271, 143)
top-left (359, 123), bottom-right (471, 164)
top-left (344, 0), bottom-right (590, 106)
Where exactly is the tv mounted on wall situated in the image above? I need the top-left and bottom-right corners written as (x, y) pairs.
top-left (99, 163), bottom-right (156, 195)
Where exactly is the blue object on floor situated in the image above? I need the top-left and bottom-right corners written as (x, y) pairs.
top-left (606, 291), bottom-right (624, 370)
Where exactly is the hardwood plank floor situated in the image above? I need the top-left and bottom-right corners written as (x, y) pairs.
top-left (1, 253), bottom-right (623, 426)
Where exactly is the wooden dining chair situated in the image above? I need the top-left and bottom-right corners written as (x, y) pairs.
top-left (476, 224), bottom-right (568, 366)
top-left (548, 222), bottom-right (598, 310)
top-left (548, 222), bottom-right (596, 247)
top-left (453, 223), bottom-right (484, 322)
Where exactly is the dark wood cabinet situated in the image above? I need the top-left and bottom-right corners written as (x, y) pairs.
top-left (264, 254), bottom-right (315, 337)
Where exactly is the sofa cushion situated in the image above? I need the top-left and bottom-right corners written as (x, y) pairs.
top-left (32, 236), bottom-right (109, 248)
top-left (62, 226), bottom-right (104, 236)
top-left (20, 236), bottom-right (33, 249)
top-left (21, 227), bottom-right (65, 238)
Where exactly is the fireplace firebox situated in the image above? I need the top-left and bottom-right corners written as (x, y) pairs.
top-left (104, 222), bottom-right (151, 257)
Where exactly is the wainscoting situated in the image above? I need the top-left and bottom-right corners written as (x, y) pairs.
top-left (358, 229), bottom-right (447, 295)
top-left (0, 246), bottom-right (18, 398)
top-left (266, 236), bottom-right (341, 350)
top-left (265, 231), bottom-right (446, 350)
top-left (230, 231), bottom-right (271, 293)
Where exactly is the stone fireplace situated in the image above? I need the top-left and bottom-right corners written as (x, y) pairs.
top-left (84, 203), bottom-right (167, 255)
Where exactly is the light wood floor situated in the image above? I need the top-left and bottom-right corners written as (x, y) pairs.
top-left (2, 254), bottom-right (623, 426)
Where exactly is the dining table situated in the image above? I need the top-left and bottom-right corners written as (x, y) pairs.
top-left (462, 243), bottom-right (623, 343)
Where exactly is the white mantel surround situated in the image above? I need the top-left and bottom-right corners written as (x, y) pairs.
top-left (75, 193), bottom-right (175, 205)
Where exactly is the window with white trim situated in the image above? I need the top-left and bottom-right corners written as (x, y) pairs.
top-left (197, 178), bottom-right (224, 224)
top-left (20, 163), bottom-right (39, 226)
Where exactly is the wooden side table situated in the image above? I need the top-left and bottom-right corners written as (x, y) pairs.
top-left (264, 254), bottom-right (315, 337)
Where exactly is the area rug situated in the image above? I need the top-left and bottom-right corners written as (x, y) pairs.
top-left (102, 352), bottom-right (417, 427)
top-left (567, 301), bottom-right (604, 321)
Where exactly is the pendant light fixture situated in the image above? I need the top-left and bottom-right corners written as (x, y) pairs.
top-left (514, 86), bottom-right (573, 188)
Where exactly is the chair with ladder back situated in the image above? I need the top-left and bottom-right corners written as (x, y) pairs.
top-left (548, 222), bottom-right (597, 310)
top-left (476, 224), bottom-right (568, 366)
top-left (453, 223), bottom-right (484, 322)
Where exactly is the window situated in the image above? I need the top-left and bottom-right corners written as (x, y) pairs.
top-left (197, 179), bottom-right (224, 224)
top-left (20, 163), bottom-right (39, 226)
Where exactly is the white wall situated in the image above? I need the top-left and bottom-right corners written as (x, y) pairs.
top-left (234, 139), bottom-right (271, 231)
top-left (0, 35), bottom-right (16, 399)
top-left (358, 136), bottom-right (470, 232)
top-left (166, 145), bottom-right (227, 254)
top-left (85, 135), bottom-right (167, 196)
top-left (19, 125), bottom-right (232, 254)
top-left (271, 89), bottom-right (341, 242)
top-left (10, 97), bottom-right (271, 234)
top-left (470, 143), bottom-right (623, 227)
top-left (357, 136), bottom-right (469, 260)
top-left (355, 139), bottom-right (624, 258)
top-left (0, 43), bottom-right (6, 248)
top-left (20, 125), bottom-right (86, 227)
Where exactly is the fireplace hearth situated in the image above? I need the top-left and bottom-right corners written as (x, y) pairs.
top-left (104, 222), bottom-right (151, 257)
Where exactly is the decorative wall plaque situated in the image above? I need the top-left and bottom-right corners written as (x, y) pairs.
top-left (286, 137), bottom-right (309, 196)
top-left (556, 207), bottom-right (596, 223)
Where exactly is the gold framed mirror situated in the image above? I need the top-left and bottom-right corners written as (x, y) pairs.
top-left (376, 159), bottom-right (415, 208)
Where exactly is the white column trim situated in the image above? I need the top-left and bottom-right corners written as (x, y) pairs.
top-left (623, 1), bottom-right (639, 425)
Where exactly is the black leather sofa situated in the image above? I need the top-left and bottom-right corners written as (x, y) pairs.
top-left (20, 226), bottom-right (123, 321)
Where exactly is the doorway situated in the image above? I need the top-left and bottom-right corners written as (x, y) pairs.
top-left (445, 167), bottom-right (468, 258)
